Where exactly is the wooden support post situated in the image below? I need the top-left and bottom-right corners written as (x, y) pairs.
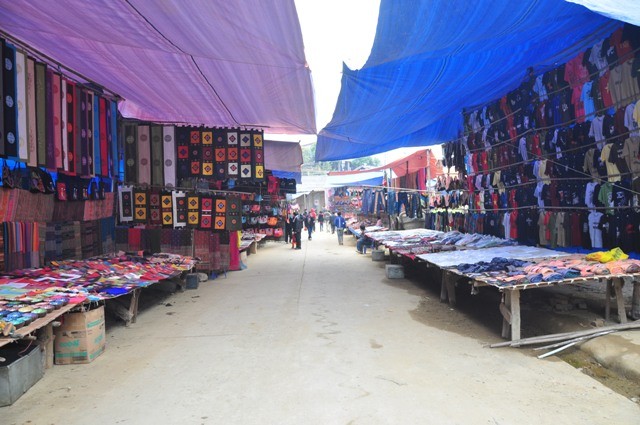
top-left (446, 274), bottom-right (457, 307)
top-left (605, 279), bottom-right (612, 321)
top-left (37, 324), bottom-right (55, 369)
top-left (129, 288), bottom-right (141, 324)
top-left (510, 290), bottom-right (521, 341)
top-left (501, 292), bottom-right (511, 339)
top-left (632, 281), bottom-right (640, 320)
top-left (440, 269), bottom-right (448, 303)
top-left (613, 278), bottom-right (627, 324)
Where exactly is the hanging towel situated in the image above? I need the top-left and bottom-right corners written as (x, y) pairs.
top-left (226, 196), bottom-right (242, 231)
top-left (3, 42), bottom-right (17, 158)
top-left (151, 125), bottom-right (164, 186)
top-left (190, 129), bottom-right (201, 176)
top-left (118, 185), bottom-right (134, 223)
top-left (252, 131), bottom-right (264, 181)
top-left (172, 191), bottom-right (187, 228)
top-left (187, 193), bottom-right (199, 228)
top-left (133, 188), bottom-right (148, 224)
top-left (226, 131), bottom-right (239, 178)
top-left (137, 124), bottom-right (151, 184)
top-left (149, 190), bottom-right (162, 226)
top-left (92, 93), bottom-right (101, 175)
top-left (124, 122), bottom-right (137, 183)
top-left (214, 129), bottom-right (227, 180)
top-left (175, 126), bottom-right (190, 182)
top-left (161, 192), bottom-right (173, 227)
top-left (239, 132), bottom-right (252, 180)
top-left (200, 195), bottom-right (212, 230)
top-left (99, 97), bottom-right (109, 177)
top-left (201, 129), bottom-right (213, 177)
top-left (214, 197), bottom-right (227, 231)
top-left (15, 50), bottom-right (28, 162)
top-left (26, 57), bottom-right (37, 167)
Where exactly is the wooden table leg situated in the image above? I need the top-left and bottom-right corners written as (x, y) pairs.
top-left (440, 269), bottom-right (448, 303)
top-left (605, 279), bottom-right (612, 321)
top-left (631, 281), bottom-right (640, 320)
top-left (501, 292), bottom-right (511, 339)
top-left (613, 278), bottom-right (627, 324)
top-left (129, 288), bottom-right (141, 325)
top-left (446, 274), bottom-right (457, 307)
top-left (510, 290), bottom-right (521, 341)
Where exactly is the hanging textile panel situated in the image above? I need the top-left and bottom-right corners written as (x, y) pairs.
top-left (103, 98), bottom-right (113, 177)
top-left (187, 193), bottom-right (199, 228)
top-left (110, 101), bottom-right (118, 178)
top-left (201, 129), bottom-right (214, 177)
top-left (44, 69), bottom-right (55, 167)
top-left (213, 129), bottom-right (227, 180)
top-left (239, 132), bottom-right (252, 180)
top-left (15, 50), bottom-right (28, 162)
top-left (133, 188), bottom-right (148, 223)
top-left (3, 41), bottom-right (17, 158)
top-left (226, 130), bottom-right (239, 179)
top-left (200, 195), bottom-right (213, 230)
top-left (118, 185), bottom-right (134, 223)
top-left (0, 39), bottom-right (4, 158)
top-left (123, 122), bottom-right (137, 183)
top-left (26, 57), bottom-right (37, 167)
top-left (137, 124), bottom-right (151, 185)
top-left (151, 125), bottom-right (164, 186)
top-left (175, 126), bottom-right (190, 182)
top-left (73, 84), bottom-right (83, 174)
top-left (226, 196), bottom-right (242, 231)
top-left (35, 62), bottom-right (46, 167)
top-left (190, 128), bottom-right (201, 177)
top-left (149, 190), bottom-right (162, 226)
top-left (99, 97), bottom-right (109, 177)
top-left (161, 191), bottom-right (173, 227)
top-left (252, 130), bottom-right (264, 181)
top-left (163, 126), bottom-right (176, 187)
top-left (62, 78), bottom-right (75, 172)
top-left (214, 197), bottom-right (226, 231)
top-left (51, 72), bottom-right (63, 169)
top-left (92, 94), bottom-right (101, 176)
top-left (172, 191), bottom-right (187, 228)
top-left (78, 88), bottom-right (89, 175)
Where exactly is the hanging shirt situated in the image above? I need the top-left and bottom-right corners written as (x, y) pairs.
top-left (585, 181), bottom-right (597, 209)
top-left (589, 211), bottom-right (604, 249)
top-left (600, 143), bottom-right (621, 182)
top-left (581, 81), bottom-right (596, 119)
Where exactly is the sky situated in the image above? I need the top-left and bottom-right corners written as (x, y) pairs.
top-left (267, 0), bottom-right (440, 165)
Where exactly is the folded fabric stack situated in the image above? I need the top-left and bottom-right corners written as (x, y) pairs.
top-left (458, 257), bottom-right (531, 273)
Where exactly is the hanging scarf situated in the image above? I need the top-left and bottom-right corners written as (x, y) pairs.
top-left (151, 125), bottom-right (164, 186)
top-left (137, 124), bottom-right (151, 185)
top-left (162, 126), bottom-right (176, 187)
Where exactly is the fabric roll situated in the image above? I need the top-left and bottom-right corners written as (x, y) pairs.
top-left (214, 197), bottom-right (226, 231)
top-left (123, 122), bottom-right (137, 183)
top-left (151, 125), bottom-right (163, 186)
top-left (133, 188), bottom-right (148, 223)
top-left (52, 72), bottom-right (63, 169)
top-left (227, 131), bottom-right (239, 178)
top-left (172, 191), bottom-right (187, 228)
top-left (187, 193), bottom-right (199, 227)
top-left (226, 196), bottom-right (242, 231)
top-left (162, 126), bottom-right (176, 187)
top-left (78, 89), bottom-right (89, 175)
top-left (92, 94), bottom-right (101, 175)
top-left (137, 124), bottom-right (151, 184)
top-left (35, 63), bottom-right (47, 166)
top-left (214, 129), bottom-right (227, 180)
top-left (175, 126), bottom-right (190, 182)
top-left (25, 57), bottom-right (37, 167)
top-left (252, 131), bottom-right (264, 181)
top-left (99, 97), bottom-right (109, 177)
top-left (2, 41), bottom-right (17, 158)
top-left (200, 195), bottom-right (212, 230)
top-left (161, 192), bottom-right (173, 227)
top-left (118, 185), bottom-right (134, 223)
top-left (15, 50), bottom-right (28, 162)
top-left (190, 129), bottom-right (201, 176)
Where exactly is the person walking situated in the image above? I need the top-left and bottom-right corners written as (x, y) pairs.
top-left (306, 212), bottom-right (315, 240)
top-left (318, 212), bottom-right (324, 232)
top-left (330, 212), bottom-right (336, 234)
top-left (285, 213), bottom-right (293, 244)
top-left (334, 211), bottom-right (346, 245)
top-left (292, 211), bottom-right (304, 250)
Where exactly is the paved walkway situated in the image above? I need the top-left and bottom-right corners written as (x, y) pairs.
top-left (3, 229), bottom-right (639, 424)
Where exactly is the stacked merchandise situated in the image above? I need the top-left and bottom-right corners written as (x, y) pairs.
top-left (242, 200), bottom-right (285, 239)
top-left (441, 24), bottom-right (640, 252)
top-left (329, 187), bottom-right (362, 215)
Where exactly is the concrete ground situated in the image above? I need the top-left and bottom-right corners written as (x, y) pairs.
top-left (3, 229), bottom-right (639, 424)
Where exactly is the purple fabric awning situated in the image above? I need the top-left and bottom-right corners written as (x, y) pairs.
top-left (0, 0), bottom-right (316, 134)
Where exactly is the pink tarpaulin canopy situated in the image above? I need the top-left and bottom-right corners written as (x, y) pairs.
top-left (0, 0), bottom-right (316, 134)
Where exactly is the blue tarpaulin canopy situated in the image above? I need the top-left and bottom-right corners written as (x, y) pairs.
top-left (316, 0), bottom-right (634, 161)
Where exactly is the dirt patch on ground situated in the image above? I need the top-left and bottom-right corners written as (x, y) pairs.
top-left (400, 263), bottom-right (640, 403)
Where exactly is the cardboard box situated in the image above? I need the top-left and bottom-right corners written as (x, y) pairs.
top-left (54, 306), bottom-right (105, 365)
